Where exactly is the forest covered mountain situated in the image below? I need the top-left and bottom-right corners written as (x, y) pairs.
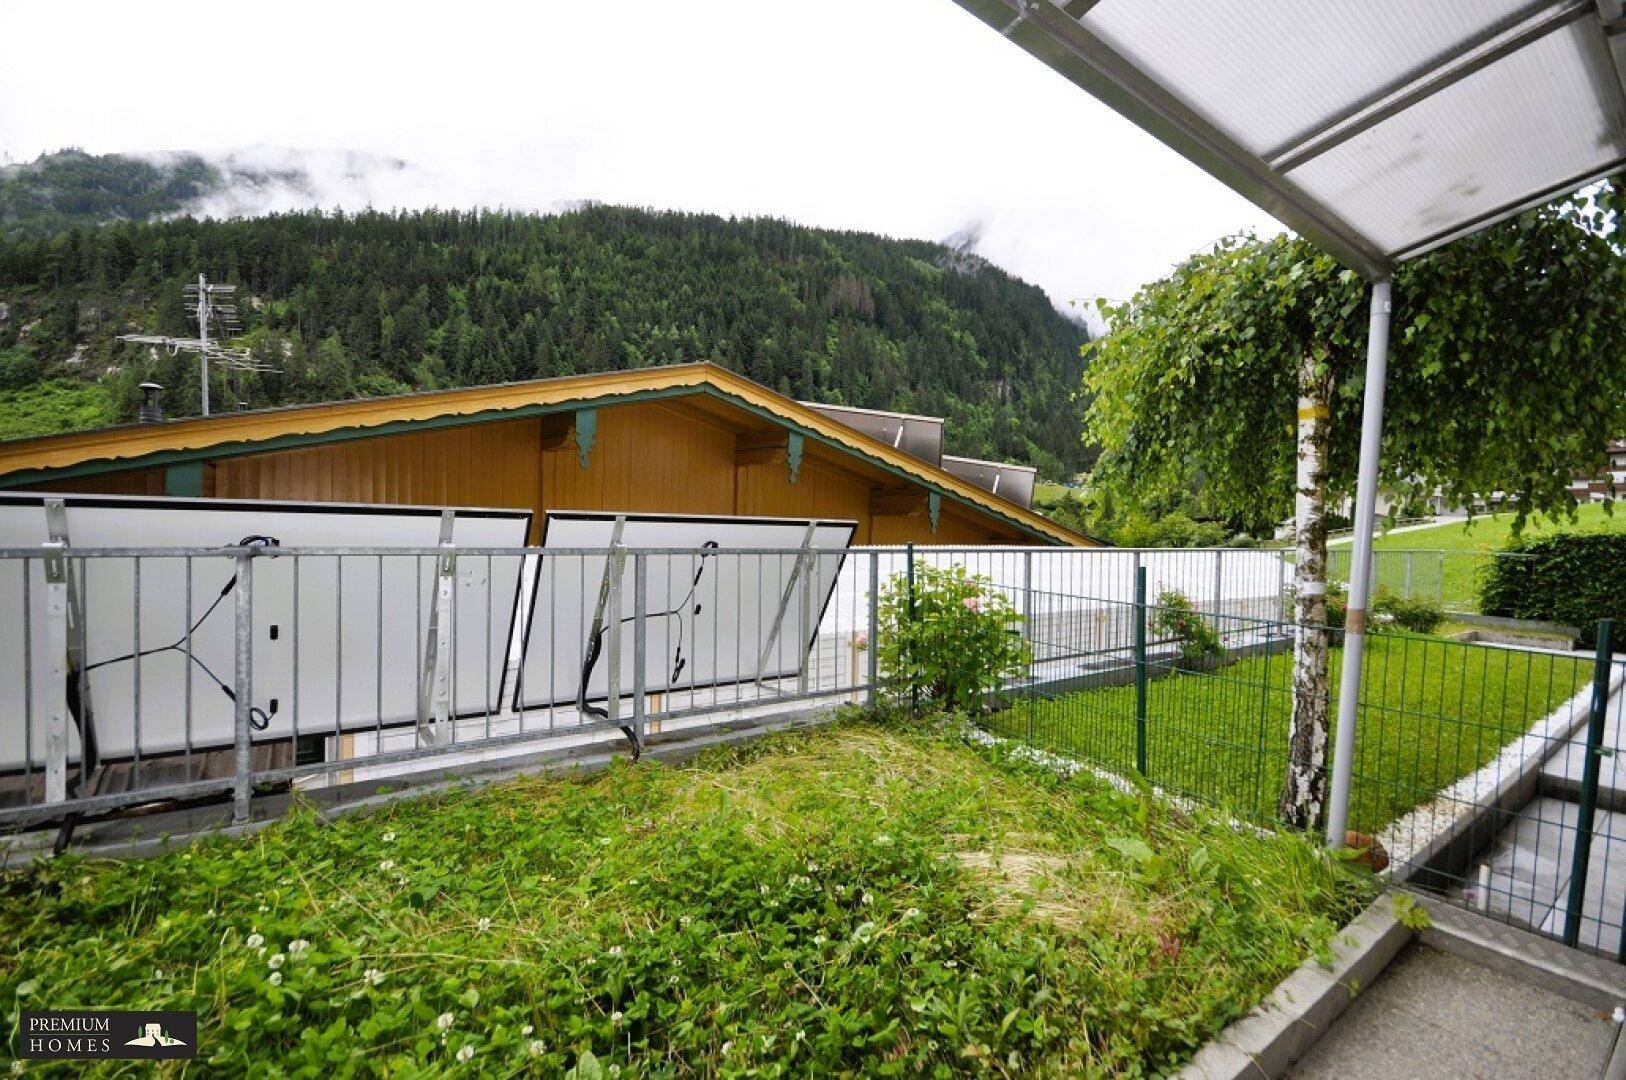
top-left (0, 150), bottom-right (1093, 476)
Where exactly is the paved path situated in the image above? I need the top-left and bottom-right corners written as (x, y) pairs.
top-left (1289, 944), bottom-right (1619, 1079)
top-left (1328, 516), bottom-right (1464, 545)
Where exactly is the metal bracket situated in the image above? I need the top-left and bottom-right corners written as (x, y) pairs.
top-left (754, 522), bottom-right (820, 692)
top-left (579, 516), bottom-right (640, 755)
top-left (415, 510), bottom-right (456, 746)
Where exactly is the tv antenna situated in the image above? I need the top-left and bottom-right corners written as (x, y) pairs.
top-left (117, 274), bottom-right (277, 416)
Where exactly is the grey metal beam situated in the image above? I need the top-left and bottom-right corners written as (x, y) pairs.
top-left (1267, 0), bottom-right (1587, 172)
top-left (953, 0), bottom-right (1393, 278)
top-left (1392, 154), bottom-right (1626, 262)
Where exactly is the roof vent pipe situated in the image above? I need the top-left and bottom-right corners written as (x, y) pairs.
top-left (137, 382), bottom-right (165, 424)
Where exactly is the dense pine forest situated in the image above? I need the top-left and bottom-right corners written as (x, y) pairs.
top-left (0, 154), bottom-right (1093, 477)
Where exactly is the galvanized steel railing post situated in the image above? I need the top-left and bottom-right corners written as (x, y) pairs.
top-left (906, 542), bottom-right (918, 714)
top-left (1565, 619), bottom-right (1615, 948)
top-left (41, 542), bottom-right (70, 806)
top-left (1134, 564), bottom-right (1148, 777)
top-left (866, 552), bottom-right (879, 706)
top-left (632, 552), bottom-right (647, 748)
top-left (231, 548), bottom-right (255, 824)
top-left (1212, 549), bottom-right (1223, 617)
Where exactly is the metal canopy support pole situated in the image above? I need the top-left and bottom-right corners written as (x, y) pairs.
top-left (754, 522), bottom-right (820, 691)
top-left (1325, 279), bottom-right (1393, 848)
top-left (415, 510), bottom-right (456, 746)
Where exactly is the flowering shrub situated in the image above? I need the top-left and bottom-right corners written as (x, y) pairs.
top-left (1149, 589), bottom-right (1224, 669)
top-left (875, 562), bottom-right (1028, 712)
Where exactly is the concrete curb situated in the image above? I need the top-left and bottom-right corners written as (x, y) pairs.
top-left (1177, 895), bottom-right (1413, 1080)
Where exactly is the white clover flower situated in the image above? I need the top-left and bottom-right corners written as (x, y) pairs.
top-left (257, 903), bottom-right (268, 913)
top-left (521, 1024), bottom-right (534, 1036)
top-left (245, 932), bottom-right (264, 949)
top-left (267, 953), bottom-right (285, 971)
top-left (528, 1039), bottom-right (546, 1056)
top-left (904, 907), bottom-right (922, 920)
top-left (679, 915), bottom-right (692, 927)
top-left (437, 1012), bottom-right (455, 1031)
top-left (607, 945), bottom-right (622, 957)
top-left (287, 939), bottom-right (310, 955)
top-left (382, 831), bottom-right (396, 843)
top-left (795, 1030), bottom-right (806, 1042)
top-left (806, 861), bottom-right (819, 873)
top-left (268, 971), bottom-right (283, 986)
top-left (476, 917), bottom-right (492, 932)
top-left (759, 884), bottom-right (771, 895)
top-left (379, 859), bottom-right (396, 872)
top-left (812, 934), bottom-right (827, 946)
top-left (721, 1041), bottom-right (733, 1055)
top-left (874, 834), bottom-right (892, 846)
top-left (610, 1011), bottom-right (623, 1025)
top-left (456, 1044), bottom-right (474, 1063)
top-left (943, 959), bottom-right (958, 969)
top-left (364, 968), bottom-right (385, 987)
top-left (860, 892), bottom-right (874, 906)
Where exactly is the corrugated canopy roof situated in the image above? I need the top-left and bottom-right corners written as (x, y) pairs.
top-left (956, 0), bottom-right (1626, 277)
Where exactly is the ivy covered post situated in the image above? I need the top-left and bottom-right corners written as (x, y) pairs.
top-left (1280, 349), bottom-right (1332, 828)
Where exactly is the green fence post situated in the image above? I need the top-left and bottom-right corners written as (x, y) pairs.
top-left (1564, 618), bottom-right (1614, 949)
top-left (906, 542), bottom-right (918, 715)
top-left (1135, 564), bottom-right (1148, 777)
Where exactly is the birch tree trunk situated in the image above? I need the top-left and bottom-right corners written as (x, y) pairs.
top-left (1279, 349), bottom-right (1332, 829)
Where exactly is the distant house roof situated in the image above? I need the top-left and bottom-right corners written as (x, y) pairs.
top-left (0, 362), bottom-right (1096, 546)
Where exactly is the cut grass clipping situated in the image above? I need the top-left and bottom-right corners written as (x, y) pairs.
top-left (0, 721), bottom-right (1372, 1076)
top-left (990, 633), bottom-right (1591, 833)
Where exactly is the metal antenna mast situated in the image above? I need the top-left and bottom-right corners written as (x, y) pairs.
top-left (117, 274), bottom-right (276, 417)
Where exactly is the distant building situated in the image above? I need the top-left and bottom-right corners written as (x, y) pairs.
top-left (1568, 439), bottom-right (1626, 503)
top-left (0, 362), bottom-right (1093, 547)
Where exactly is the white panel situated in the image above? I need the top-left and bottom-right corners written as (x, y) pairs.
top-left (0, 493), bottom-right (529, 768)
top-left (1083, 0), bottom-right (1533, 156)
top-left (1286, 21), bottom-right (1626, 254)
top-left (514, 512), bottom-right (856, 712)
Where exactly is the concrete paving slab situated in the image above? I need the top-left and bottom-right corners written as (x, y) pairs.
top-left (1288, 944), bottom-right (1618, 1080)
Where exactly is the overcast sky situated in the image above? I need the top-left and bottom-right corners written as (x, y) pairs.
top-left (0, 0), bottom-right (1282, 315)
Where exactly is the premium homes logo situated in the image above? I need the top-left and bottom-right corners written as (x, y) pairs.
top-left (18, 1010), bottom-right (197, 1061)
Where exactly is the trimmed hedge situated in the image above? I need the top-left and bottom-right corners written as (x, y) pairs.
top-left (1479, 532), bottom-right (1626, 647)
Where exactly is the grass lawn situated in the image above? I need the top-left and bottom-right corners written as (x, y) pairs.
top-left (1329, 503), bottom-right (1622, 610)
top-left (988, 634), bottom-right (1592, 834)
top-left (0, 722), bottom-right (1371, 1076)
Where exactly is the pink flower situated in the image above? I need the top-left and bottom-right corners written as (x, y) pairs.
top-left (852, 634), bottom-right (869, 651)
top-left (962, 596), bottom-right (981, 613)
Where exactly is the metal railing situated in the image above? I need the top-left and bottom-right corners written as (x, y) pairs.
top-left (0, 543), bottom-right (1294, 833)
top-left (1324, 547), bottom-right (1535, 613)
